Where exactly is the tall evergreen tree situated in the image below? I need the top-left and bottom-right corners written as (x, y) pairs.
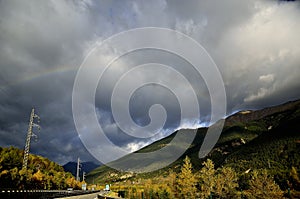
top-left (177, 156), bottom-right (198, 199)
top-left (290, 166), bottom-right (300, 190)
top-left (199, 159), bottom-right (215, 198)
top-left (215, 167), bottom-right (239, 198)
top-left (246, 169), bottom-right (283, 199)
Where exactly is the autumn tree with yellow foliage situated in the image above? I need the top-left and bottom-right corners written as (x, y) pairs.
top-left (215, 167), bottom-right (239, 198)
top-left (0, 146), bottom-right (83, 190)
top-left (245, 169), bottom-right (283, 199)
top-left (198, 159), bottom-right (215, 198)
top-left (176, 156), bottom-right (198, 199)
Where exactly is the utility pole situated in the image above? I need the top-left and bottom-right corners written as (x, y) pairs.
top-left (22, 108), bottom-right (40, 170)
top-left (76, 157), bottom-right (81, 181)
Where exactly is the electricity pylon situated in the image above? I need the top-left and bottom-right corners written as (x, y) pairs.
top-left (76, 157), bottom-right (81, 181)
top-left (83, 171), bottom-right (86, 182)
top-left (22, 108), bottom-right (40, 170)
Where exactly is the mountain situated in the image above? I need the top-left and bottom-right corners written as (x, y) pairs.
top-left (63, 161), bottom-right (100, 180)
top-left (86, 99), bottom-right (300, 189)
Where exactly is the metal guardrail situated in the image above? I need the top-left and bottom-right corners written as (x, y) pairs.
top-left (0, 189), bottom-right (100, 199)
top-left (97, 190), bottom-right (125, 199)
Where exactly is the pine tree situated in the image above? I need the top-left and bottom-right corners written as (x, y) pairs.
top-left (199, 159), bottom-right (215, 198)
top-left (177, 156), bottom-right (198, 199)
top-left (166, 170), bottom-right (177, 198)
top-left (290, 166), bottom-right (300, 190)
top-left (215, 167), bottom-right (238, 198)
top-left (246, 169), bottom-right (283, 199)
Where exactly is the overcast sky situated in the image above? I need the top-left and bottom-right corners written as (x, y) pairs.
top-left (0, 0), bottom-right (299, 165)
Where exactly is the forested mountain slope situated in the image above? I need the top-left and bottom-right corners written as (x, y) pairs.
top-left (0, 147), bottom-right (83, 189)
top-left (87, 99), bottom-right (300, 191)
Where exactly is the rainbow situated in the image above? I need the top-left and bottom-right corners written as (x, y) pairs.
top-left (0, 65), bottom-right (76, 93)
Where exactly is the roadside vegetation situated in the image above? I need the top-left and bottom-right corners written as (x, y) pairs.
top-left (110, 156), bottom-right (298, 198)
top-left (0, 146), bottom-right (83, 190)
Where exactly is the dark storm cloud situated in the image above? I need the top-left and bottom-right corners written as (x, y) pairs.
top-left (0, 0), bottom-right (299, 164)
top-left (0, 0), bottom-right (99, 164)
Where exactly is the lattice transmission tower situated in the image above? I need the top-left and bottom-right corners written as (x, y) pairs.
top-left (22, 108), bottom-right (40, 170)
top-left (76, 157), bottom-right (81, 181)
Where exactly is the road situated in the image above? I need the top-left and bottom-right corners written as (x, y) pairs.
top-left (55, 191), bottom-right (101, 199)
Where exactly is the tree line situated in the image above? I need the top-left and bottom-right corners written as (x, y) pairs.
top-left (115, 156), bottom-right (299, 199)
top-left (0, 146), bottom-right (83, 190)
